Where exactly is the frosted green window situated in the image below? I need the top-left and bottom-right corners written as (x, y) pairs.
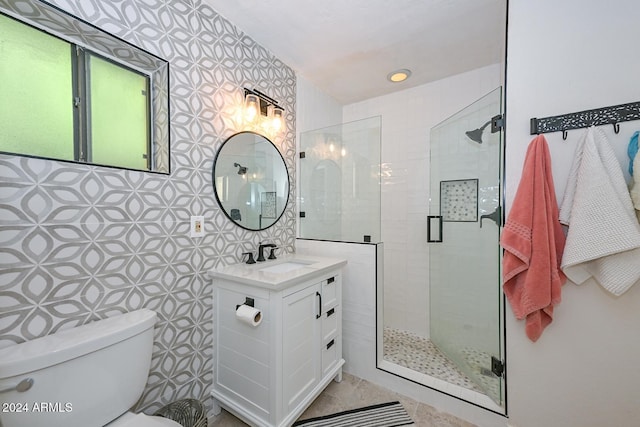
top-left (88, 54), bottom-right (150, 170)
top-left (0, 4), bottom-right (169, 173)
top-left (0, 13), bottom-right (74, 161)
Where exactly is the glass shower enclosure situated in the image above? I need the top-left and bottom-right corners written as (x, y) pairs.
top-left (299, 116), bottom-right (381, 243)
top-left (299, 95), bottom-right (505, 412)
top-left (428, 87), bottom-right (504, 406)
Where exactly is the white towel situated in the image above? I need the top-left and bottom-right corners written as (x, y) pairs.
top-left (559, 131), bottom-right (586, 225)
top-left (560, 127), bottom-right (640, 296)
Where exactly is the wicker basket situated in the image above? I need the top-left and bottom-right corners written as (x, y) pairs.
top-left (153, 398), bottom-right (207, 427)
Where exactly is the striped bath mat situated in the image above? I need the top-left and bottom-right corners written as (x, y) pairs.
top-left (293, 401), bottom-right (414, 427)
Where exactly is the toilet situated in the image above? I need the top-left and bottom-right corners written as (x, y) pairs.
top-left (0, 309), bottom-right (183, 427)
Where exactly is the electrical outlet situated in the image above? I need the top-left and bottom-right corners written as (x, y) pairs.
top-left (190, 215), bottom-right (204, 237)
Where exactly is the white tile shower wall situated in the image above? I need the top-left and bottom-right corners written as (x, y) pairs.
top-left (296, 76), bottom-right (343, 134)
top-left (343, 64), bottom-right (502, 339)
top-left (0, 0), bottom-right (296, 415)
top-left (338, 122), bottom-right (380, 242)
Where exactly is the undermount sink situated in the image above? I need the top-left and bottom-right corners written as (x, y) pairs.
top-left (258, 260), bottom-right (312, 274)
top-left (209, 254), bottom-right (347, 290)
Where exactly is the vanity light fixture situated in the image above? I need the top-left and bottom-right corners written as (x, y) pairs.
top-left (243, 88), bottom-right (285, 133)
top-left (387, 68), bottom-right (412, 83)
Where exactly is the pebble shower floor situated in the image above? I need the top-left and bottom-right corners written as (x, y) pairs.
top-left (382, 327), bottom-right (500, 398)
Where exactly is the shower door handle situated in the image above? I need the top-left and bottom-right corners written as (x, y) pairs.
top-left (427, 215), bottom-right (443, 243)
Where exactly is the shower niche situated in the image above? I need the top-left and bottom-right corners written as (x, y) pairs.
top-left (377, 87), bottom-right (506, 414)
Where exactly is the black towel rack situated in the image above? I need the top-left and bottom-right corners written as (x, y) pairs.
top-left (530, 101), bottom-right (640, 140)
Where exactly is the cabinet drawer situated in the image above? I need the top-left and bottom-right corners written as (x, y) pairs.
top-left (321, 275), bottom-right (339, 311)
top-left (322, 306), bottom-right (338, 342)
top-left (321, 336), bottom-right (339, 377)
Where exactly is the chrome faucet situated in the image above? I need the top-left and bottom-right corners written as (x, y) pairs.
top-left (257, 243), bottom-right (277, 262)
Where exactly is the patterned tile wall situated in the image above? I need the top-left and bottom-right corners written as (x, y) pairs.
top-left (0, 0), bottom-right (296, 414)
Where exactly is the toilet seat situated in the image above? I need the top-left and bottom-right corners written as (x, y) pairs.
top-left (106, 411), bottom-right (184, 427)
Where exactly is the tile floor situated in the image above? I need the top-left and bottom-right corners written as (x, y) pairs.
top-left (208, 372), bottom-right (477, 427)
top-left (383, 327), bottom-right (482, 393)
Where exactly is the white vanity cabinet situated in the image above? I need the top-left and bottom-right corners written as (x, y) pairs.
top-left (209, 256), bottom-right (345, 427)
top-left (282, 275), bottom-right (341, 414)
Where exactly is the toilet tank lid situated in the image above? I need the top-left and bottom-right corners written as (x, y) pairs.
top-left (0, 309), bottom-right (157, 378)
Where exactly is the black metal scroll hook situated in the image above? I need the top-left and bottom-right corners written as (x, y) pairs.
top-left (562, 130), bottom-right (568, 140)
top-left (613, 122), bottom-right (620, 134)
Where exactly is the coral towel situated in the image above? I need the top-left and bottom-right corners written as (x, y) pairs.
top-left (560, 127), bottom-right (640, 296)
top-left (501, 135), bottom-right (566, 342)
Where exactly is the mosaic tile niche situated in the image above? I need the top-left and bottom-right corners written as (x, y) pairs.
top-left (0, 0), bottom-right (296, 414)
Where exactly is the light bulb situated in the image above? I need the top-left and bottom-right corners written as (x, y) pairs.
top-left (387, 69), bottom-right (412, 83)
top-left (271, 107), bottom-right (284, 131)
top-left (244, 94), bottom-right (259, 123)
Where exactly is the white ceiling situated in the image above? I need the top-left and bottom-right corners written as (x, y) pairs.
top-left (204, 0), bottom-right (506, 105)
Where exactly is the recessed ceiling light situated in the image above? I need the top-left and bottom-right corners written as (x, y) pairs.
top-left (387, 69), bottom-right (412, 83)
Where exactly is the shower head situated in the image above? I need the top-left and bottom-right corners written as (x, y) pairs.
top-left (234, 162), bottom-right (247, 175)
top-left (465, 120), bottom-right (492, 144)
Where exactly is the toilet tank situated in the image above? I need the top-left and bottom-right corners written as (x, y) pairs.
top-left (0, 309), bottom-right (157, 427)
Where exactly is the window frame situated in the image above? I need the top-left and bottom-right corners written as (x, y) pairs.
top-left (0, 0), bottom-right (170, 174)
top-left (75, 47), bottom-right (153, 169)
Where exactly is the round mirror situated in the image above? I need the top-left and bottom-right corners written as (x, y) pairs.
top-left (213, 131), bottom-right (290, 231)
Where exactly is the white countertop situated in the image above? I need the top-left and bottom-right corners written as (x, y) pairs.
top-left (208, 254), bottom-right (347, 290)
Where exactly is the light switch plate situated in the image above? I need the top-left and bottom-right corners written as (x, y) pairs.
top-left (190, 215), bottom-right (204, 237)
